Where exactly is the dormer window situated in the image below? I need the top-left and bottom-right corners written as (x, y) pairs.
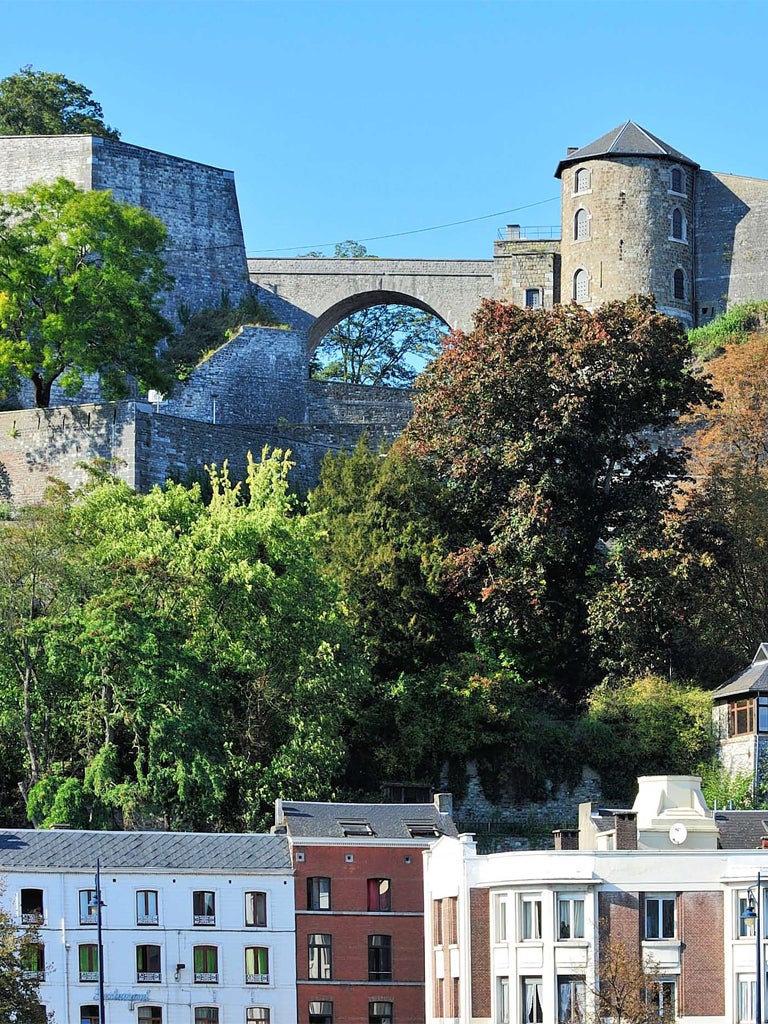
top-left (407, 821), bottom-right (440, 838)
top-left (340, 820), bottom-right (374, 837)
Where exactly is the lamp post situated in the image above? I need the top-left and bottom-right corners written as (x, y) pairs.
top-left (89, 859), bottom-right (106, 1024)
top-left (741, 871), bottom-right (762, 1024)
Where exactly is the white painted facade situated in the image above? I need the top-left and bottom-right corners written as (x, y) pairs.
top-left (2, 856), bottom-right (296, 1024)
top-left (423, 777), bottom-right (768, 1024)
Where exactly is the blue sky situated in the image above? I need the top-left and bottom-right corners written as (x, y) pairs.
top-left (0, 0), bottom-right (766, 260)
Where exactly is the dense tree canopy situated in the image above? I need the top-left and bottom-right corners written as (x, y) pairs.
top-left (0, 66), bottom-right (119, 139)
top-left (0, 452), bottom-right (366, 831)
top-left (0, 178), bottom-right (173, 406)
top-left (405, 296), bottom-right (715, 694)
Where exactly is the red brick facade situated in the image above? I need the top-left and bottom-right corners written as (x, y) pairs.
top-left (598, 890), bottom-right (641, 955)
top-left (469, 887), bottom-right (491, 1019)
top-left (679, 891), bottom-right (725, 1016)
top-left (293, 843), bottom-right (427, 1023)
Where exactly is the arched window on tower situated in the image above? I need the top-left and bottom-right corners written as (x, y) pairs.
top-left (573, 269), bottom-right (589, 302)
top-left (670, 167), bottom-right (685, 195)
top-left (574, 168), bottom-right (590, 194)
top-left (673, 268), bottom-right (685, 301)
top-left (574, 208), bottom-right (590, 241)
top-left (671, 207), bottom-right (687, 241)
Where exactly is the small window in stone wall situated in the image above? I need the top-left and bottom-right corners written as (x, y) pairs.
top-left (574, 208), bottom-right (590, 241)
top-left (671, 208), bottom-right (687, 241)
top-left (573, 269), bottom-right (589, 302)
top-left (525, 289), bottom-right (542, 309)
top-left (574, 168), bottom-right (591, 194)
top-left (729, 698), bottom-right (755, 736)
top-left (673, 268), bottom-right (685, 301)
top-left (670, 167), bottom-right (685, 194)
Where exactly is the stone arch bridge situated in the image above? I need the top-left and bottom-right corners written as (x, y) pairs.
top-left (247, 257), bottom-right (497, 350)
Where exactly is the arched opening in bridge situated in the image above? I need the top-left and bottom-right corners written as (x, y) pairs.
top-left (308, 290), bottom-right (450, 388)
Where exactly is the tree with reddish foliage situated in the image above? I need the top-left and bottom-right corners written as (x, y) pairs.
top-left (405, 296), bottom-right (715, 695)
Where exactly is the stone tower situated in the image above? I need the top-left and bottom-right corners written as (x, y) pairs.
top-left (556, 122), bottom-right (699, 327)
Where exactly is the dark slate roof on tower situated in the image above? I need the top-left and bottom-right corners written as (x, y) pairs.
top-left (712, 643), bottom-right (768, 700)
top-left (276, 800), bottom-right (459, 840)
top-left (0, 829), bottom-right (291, 872)
top-left (555, 121), bottom-right (699, 178)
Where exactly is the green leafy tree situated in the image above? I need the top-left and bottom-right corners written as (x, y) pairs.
top-left (0, 886), bottom-right (51, 1022)
top-left (0, 178), bottom-right (172, 407)
top-left (0, 452), bottom-right (367, 831)
top-left (312, 303), bottom-right (447, 386)
top-left (580, 675), bottom-right (715, 802)
top-left (406, 296), bottom-right (716, 696)
top-left (0, 65), bottom-right (119, 139)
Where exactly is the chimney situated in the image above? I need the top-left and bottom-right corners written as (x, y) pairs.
top-left (274, 797), bottom-right (283, 827)
top-left (567, 146), bottom-right (578, 155)
top-left (614, 812), bottom-right (638, 850)
top-left (553, 829), bottom-right (579, 851)
top-left (434, 793), bottom-right (453, 817)
top-left (506, 224), bottom-right (521, 241)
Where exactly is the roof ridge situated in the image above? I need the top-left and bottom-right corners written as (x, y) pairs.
top-left (633, 122), bottom-right (667, 155)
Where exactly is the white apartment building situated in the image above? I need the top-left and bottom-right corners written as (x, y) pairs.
top-left (0, 828), bottom-right (297, 1024)
top-left (423, 776), bottom-right (768, 1024)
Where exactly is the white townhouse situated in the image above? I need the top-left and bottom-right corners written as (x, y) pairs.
top-left (0, 828), bottom-right (296, 1024)
top-left (423, 776), bottom-right (768, 1024)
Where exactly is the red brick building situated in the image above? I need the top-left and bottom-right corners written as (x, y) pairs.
top-left (274, 795), bottom-right (457, 1024)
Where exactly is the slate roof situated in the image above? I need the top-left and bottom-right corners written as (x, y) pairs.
top-left (713, 644), bottom-right (768, 700)
top-left (0, 829), bottom-right (291, 872)
top-left (555, 121), bottom-right (699, 178)
top-left (714, 811), bottom-right (768, 850)
top-left (278, 801), bottom-right (459, 840)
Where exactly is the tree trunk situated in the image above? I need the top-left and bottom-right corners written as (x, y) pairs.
top-left (31, 372), bottom-right (51, 408)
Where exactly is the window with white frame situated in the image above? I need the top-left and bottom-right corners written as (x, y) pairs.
top-left (193, 890), bottom-right (216, 926)
top-left (193, 945), bottom-right (219, 983)
top-left (671, 207), bottom-right (687, 241)
top-left (245, 890), bottom-right (267, 927)
top-left (497, 976), bottom-right (510, 1024)
top-left (137, 1009), bottom-right (162, 1024)
top-left (738, 976), bottom-right (756, 1023)
top-left (308, 876), bottom-right (331, 911)
top-left (246, 1010), bottom-right (270, 1023)
top-left (79, 889), bottom-right (97, 926)
top-left (574, 208), bottom-right (590, 241)
top-left (136, 944), bottom-right (161, 983)
top-left (20, 888), bottom-right (44, 923)
top-left (137, 889), bottom-right (158, 926)
top-left (78, 943), bottom-right (99, 983)
top-left (194, 1010), bottom-right (219, 1024)
top-left (23, 943), bottom-right (45, 980)
top-left (644, 895), bottom-right (676, 939)
top-left (558, 976), bottom-right (585, 1023)
top-left (573, 269), bottom-right (589, 302)
top-left (522, 977), bottom-right (544, 1023)
top-left (308, 933), bottom-right (332, 979)
top-left (494, 895), bottom-right (508, 942)
top-left (520, 895), bottom-right (542, 940)
top-left (557, 895), bottom-right (585, 940)
top-left (739, 893), bottom-right (756, 938)
top-left (80, 1007), bottom-right (99, 1024)
top-left (645, 979), bottom-right (676, 1017)
top-left (574, 168), bottom-right (591, 194)
top-left (245, 946), bottom-right (269, 984)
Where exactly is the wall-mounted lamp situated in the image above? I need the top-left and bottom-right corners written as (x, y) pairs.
top-left (175, 962), bottom-right (186, 981)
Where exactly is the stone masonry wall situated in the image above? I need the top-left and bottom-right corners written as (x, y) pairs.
top-left (160, 326), bottom-right (309, 427)
top-left (696, 171), bottom-right (768, 320)
top-left (493, 240), bottom-right (561, 308)
top-left (560, 157), bottom-right (695, 326)
top-left (306, 379), bottom-right (413, 428)
top-left (0, 135), bottom-right (250, 320)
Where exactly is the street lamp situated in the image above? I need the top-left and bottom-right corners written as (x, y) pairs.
top-left (89, 859), bottom-right (106, 1024)
top-left (741, 871), bottom-right (762, 1024)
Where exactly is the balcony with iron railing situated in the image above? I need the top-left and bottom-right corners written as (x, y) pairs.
top-left (246, 973), bottom-right (269, 984)
top-left (194, 971), bottom-right (219, 983)
top-left (194, 914), bottom-right (216, 926)
top-left (137, 971), bottom-right (161, 983)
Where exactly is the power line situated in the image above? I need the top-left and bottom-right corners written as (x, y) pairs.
top-left (246, 195), bottom-right (561, 256)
